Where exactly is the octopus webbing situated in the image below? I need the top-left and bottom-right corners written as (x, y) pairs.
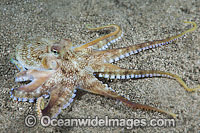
top-left (10, 21), bottom-right (199, 119)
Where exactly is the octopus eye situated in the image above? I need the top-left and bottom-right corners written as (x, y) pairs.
top-left (52, 49), bottom-right (58, 54)
top-left (51, 45), bottom-right (60, 55)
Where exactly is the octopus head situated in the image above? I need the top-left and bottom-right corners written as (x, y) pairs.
top-left (10, 38), bottom-right (72, 96)
top-left (14, 37), bottom-right (72, 70)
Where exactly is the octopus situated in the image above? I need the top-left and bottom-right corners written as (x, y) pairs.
top-left (10, 21), bottom-right (199, 119)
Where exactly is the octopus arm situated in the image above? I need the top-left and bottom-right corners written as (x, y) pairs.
top-left (36, 84), bottom-right (77, 119)
top-left (10, 69), bottom-right (55, 102)
top-left (93, 22), bottom-right (196, 63)
top-left (74, 24), bottom-right (122, 51)
top-left (94, 65), bottom-right (200, 92)
top-left (91, 63), bottom-right (121, 72)
top-left (79, 73), bottom-right (176, 118)
top-left (10, 58), bottom-right (26, 71)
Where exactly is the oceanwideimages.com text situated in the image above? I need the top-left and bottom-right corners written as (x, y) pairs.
top-left (25, 115), bottom-right (176, 129)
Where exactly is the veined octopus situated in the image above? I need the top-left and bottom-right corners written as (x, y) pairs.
top-left (10, 21), bottom-right (199, 119)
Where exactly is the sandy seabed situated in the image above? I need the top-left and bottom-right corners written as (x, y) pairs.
top-left (0, 0), bottom-right (200, 132)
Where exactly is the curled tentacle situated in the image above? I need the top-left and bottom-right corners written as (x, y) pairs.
top-left (10, 69), bottom-right (55, 102)
top-left (10, 56), bottom-right (59, 102)
top-left (36, 85), bottom-right (77, 119)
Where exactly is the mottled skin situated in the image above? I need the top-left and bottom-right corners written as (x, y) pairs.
top-left (11, 22), bottom-right (199, 119)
